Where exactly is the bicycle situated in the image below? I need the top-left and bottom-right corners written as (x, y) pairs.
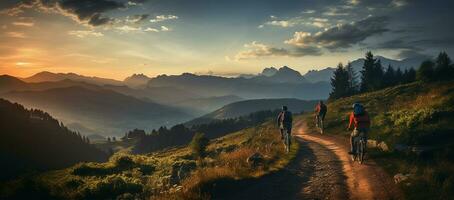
top-left (282, 128), bottom-right (291, 153)
top-left (351, 131), bottom-right (367, 164)
top-left (315, 115), bottom-right (324, 134)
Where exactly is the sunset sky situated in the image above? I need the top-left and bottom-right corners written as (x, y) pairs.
top-left (1, 0), bottom-right (453, 80)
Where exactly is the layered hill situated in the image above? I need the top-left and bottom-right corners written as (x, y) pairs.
top-left (147, 72), bottom-right (329, 100)
top-left (187, 98), bottom-right (318, 125)
top-left (1, 84), bottom-right (193, 136)
top-left (22, 71), bottom-right (124, 86)
top-left (0, 99), bottom-right (108, 180)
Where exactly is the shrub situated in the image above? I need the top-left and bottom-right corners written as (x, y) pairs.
top-left (115, 156), bottom-right (135, 169)
top-left (190, 133), bottom-right (209, 159)
top-left (84, 176), bottom-right (143, 199)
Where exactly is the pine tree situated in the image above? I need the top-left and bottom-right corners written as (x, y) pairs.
top-left (346, 62), bottom-right (358, 95)
top-left (395, 68), bottom-right (403, 84)
top-left (434, 51), bottom-right (453, 81)
top-left (360, 51), bottom-right (376, 92)
top-left (372, 59), bottom-right (384, 90)
top-left (329, 63), bottom-right (350, 100)
top-left (405, 68), bottom-right (416, 83)
top-left (417, 60), bottom-right (435, 82)
top-left (383, 64), bottom-right (396, 87)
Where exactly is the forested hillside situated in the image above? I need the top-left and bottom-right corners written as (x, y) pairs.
top-left (0, 99), bottom-right (107, 181)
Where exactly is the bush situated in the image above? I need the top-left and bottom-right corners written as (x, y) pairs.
top-left (84, 176), bottom-right (143, 199)
top-left (190, 133), bottom-right (209, 159)
top-left (72, 163), bottom-right (112, 176)
top-left (115, 156), bottom-right (135, 169)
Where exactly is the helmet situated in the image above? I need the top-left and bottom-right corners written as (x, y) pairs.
top-left (352, 102), bottom-right (362, 109)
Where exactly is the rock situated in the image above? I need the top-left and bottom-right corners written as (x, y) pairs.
top-left (394, 173), bottom-right (411, 184)
top-left (378, 141), bottom-right (390, 152)
top-left (367, 140), bottom-right (378, 148)
top-left (247, 152), bottom-right (264, 167)
top-left (170, 161), bottom-right (197, 184)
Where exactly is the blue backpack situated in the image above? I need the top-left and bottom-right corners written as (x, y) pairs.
top-left (353, 104), bottom-right (364, 115)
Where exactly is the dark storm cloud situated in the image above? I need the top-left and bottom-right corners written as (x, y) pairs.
top-left (286, 16), bottom-right (389, 50)
top-left (396, 49), bottom-right (430, 59)
top-left (377, 38), bottom-right (418, 50)
top-left (292, 46), bottom-right (322, 56)
top-left (235, 41), bottom-right (321, 60)
top-left (1, 0), bottom-right (126, 26)
top-left (129, 0), bottom-right (148, 3)
top-left (127, 14), bottom-right (150, 23)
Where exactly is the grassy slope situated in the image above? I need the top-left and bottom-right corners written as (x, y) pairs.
top-left (304, 81), bottom-right (454, 199)
top-left (1, 118), bottom-right (299, 200)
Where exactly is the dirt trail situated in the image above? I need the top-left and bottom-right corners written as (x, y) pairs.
top-left (294, 121), bottom-right (404, 200)
top-left (211, 121), bottom-right (403, 200)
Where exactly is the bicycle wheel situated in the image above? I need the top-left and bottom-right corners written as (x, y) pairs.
top-left (285, 131), bottom-right (290, 153)
top-left (359, 139), bottom-right (366, 164)
top-left (351, 139), bottom-right (357, 161)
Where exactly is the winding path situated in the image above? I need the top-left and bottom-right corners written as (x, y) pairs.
top-left (212, 120), bottom-right (403, 200)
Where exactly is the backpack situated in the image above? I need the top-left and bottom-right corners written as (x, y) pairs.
top-left (353, 104), bottom-right (364, 115)
top-left (353, 112), bottom-right (370, 129)
top-left (280, 111), bottom-right (293, 125)
top-left (319, 104), bottom-right (327, 113)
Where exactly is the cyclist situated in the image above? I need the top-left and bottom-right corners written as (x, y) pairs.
top-left (277, 106), bottom-right (293, 145)
top-left (347, 102), bottom-right (371, 154)
top-left (315, 100), bottom-right (327, 128)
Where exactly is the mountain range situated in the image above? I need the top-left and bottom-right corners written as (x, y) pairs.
top-left (186, 98), bottom-right (318, 125)
top-left (0, 76), bottom-right (193, 136)
top-left (301, 55), bottom-right (430, 83)
top-left (1, 54), bottom-right (426, 137)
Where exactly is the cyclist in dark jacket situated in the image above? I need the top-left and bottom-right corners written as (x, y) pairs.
top-left (277, 106), bottom-right (293, 139)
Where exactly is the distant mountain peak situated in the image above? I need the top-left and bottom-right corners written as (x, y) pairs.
top-left (124, 73), bottom-right (152, 88)
top-left (23, 71), bottom-right (124, 86)
top-left (260, 67), bottom-right (278, 77)
top-left (277, 66), bottom-right (302, 76)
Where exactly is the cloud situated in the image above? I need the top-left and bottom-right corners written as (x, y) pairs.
top-left (68, 30), bottom-right (104, 38)
top-left (149, 15), bottom-right (178, 23)
top-left (12, 21), bottom-right (34, 27)
top-left (126, 14), bottom-right (149, 23)
top-left (285, 16), bottom-right (389, 50)
top-left (115, 25), bottom-right (171, 33)
top-left (1, 0), bottom-right (127, 26)
top-left (262, 20), bottom-right (295, 28)
top-left (127, 0), bottom-right (148, 6)
top-left (234, 41), bottom-right (321, 60)
top-left (115, 25), bottom-right (142, 33)
top-left (396, 49), bottom-right (430, 59)
top-left (259, 16), bottom-right (331, 29)
top-left (5, 31), bottom-right (26, 38)
top-left (144, 27), bottom-right (159, 32)
top-left (160, 25), bottom-right (170, 31)
top-left (301, 9), bottom-right (316, 14)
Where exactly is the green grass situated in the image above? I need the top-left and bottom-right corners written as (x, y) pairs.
top-left (304, 81), bottom-right (454, 199)
top-left (1, 119), bottom-right (300, 200)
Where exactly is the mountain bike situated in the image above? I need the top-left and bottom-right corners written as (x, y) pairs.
top-left (282, 128), bottom-right (291, 153)
top-left (351, 131), bottom-right (366, 164)
top-left (315, 115), bottom-right (324, 134)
